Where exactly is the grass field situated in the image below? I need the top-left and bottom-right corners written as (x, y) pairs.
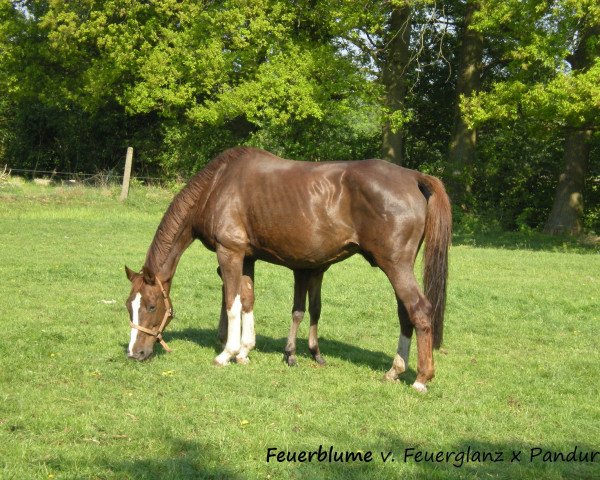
top-left (1, 179), bottom-right (598, 479)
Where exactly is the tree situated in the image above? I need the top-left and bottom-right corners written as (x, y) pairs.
top-left (0, 1), bottom-right (382, 174)
top-left (381, 1), bottom-right (412, 165)
top-left (447, 0), bottom-right (483, 208)
top-left (3, 0), bottom-right (596, 235)
top-left (544, 21), bottom-right (599, 234)
top-left (465, 0), bottom-right (600, 234)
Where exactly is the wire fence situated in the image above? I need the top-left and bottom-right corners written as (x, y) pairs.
top-left (4, 167), bottom-right (167, 185)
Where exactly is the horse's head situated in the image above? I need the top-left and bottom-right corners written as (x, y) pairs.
top-left (124, 266), bottom-right (173, 360)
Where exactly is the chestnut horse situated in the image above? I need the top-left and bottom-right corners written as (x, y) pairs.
top-left (125, 147), bottom-right (451, 392)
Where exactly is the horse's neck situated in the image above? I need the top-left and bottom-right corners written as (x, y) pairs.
top-left (143, 156), bottom-right (225, 284)
top-left (146, 226), bottom-right (194, 285)
top-left (144, 191), bottom-right (203, 284)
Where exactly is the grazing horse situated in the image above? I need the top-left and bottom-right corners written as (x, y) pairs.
top-left (125, 146), bottom-right (451, 392)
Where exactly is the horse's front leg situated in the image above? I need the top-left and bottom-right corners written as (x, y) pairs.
top-left (216, 265), bottom-right (255, 363)
top-left (236, 260), bottom-right (256, 364)
top-left (214, 248), bottom-right (244, 366)
top-left (217, 277), bottom-right (228, 345)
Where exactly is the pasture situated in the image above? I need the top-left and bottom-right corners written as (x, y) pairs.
top-left (0, 180), bottom-right (598, 479)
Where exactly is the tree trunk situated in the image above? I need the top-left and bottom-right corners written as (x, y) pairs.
top-left (381, 3), bottom-right (411, 166)
top-left (544, 23), bottom-right (599, 235)
top-left (543, 130), bottom-right (591, 235)
top-left (447, 0), bottom-right (483, 208)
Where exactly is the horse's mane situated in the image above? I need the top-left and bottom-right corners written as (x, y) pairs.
top-left (144, 147), bottom-right (248, 276)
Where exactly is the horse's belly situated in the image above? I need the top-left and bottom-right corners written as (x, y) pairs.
top-left (249, 224), bottom-right (358, 268)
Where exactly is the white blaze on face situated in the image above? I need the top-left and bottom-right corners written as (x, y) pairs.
top-left (128, 293), bottom-right (142, 355)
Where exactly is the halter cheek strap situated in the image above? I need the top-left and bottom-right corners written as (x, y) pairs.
top-left (130, 276), bottom-right (174, 352)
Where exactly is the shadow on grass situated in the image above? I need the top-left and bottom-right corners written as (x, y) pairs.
top-left (266, 437), bottom-right (599, 480)
top-left (99, 438), bottom-right (242, 480)
top-left (47, 434), bottom-right (599, 479)
top-left (166, 327), bottom-right (418, 386)
top-left (452, 229), bottom-right (599, 253)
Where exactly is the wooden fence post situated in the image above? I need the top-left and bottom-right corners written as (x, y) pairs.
top-left (119, 147), bottom-right (133, 202)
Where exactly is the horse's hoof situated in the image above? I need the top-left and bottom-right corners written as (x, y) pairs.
top-left (285, 355), bottom-right (297, 367)
top-left (383, 370), bottom-right (399, 382)
top-left (213, 355), bottom-right (230, 367)
top-left (412, 381), bottom-right (428, 393)
top-left (314, 355), bottom-right (326, 367)
top-left (236, 355), bottom-right (250, 365)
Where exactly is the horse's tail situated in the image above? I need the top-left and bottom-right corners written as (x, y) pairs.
top-left (418, 174), bottom-right (452, 349)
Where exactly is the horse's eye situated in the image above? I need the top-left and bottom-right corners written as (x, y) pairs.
top-left (147, 305), bottom-right (157, 313)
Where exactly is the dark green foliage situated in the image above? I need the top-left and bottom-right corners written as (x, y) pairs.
top-left (474, 124), bottom-right (564, 231)
top-left (0, 0), bottom-right (598, 233)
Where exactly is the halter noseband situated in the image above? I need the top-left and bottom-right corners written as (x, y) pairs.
top-left (130, 276), bottom-right (174, 352)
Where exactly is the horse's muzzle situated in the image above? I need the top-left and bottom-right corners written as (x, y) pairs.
top-left (127, 350), bottom-right (152, 361)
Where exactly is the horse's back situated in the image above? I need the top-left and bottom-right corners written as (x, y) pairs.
top-left (203, 147), bottom-right (428, 267)
top-left (218, 147), bottom-right (425, 199)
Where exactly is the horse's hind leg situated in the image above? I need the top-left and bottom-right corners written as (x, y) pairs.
top-left (236, 260), bottom-right (256, 364)
top-left (381, 263), bottom-right (434, 393)
top-left (383, 298), bottom-right (414, 381)
top-left (396, 299), bottom-right (414, 370)
top-left (285, 269), bottom-right (327, 367)
top-left (307, 270), bottom-right (326, 366)
top-left (284, 270), bottom-right (308, 366)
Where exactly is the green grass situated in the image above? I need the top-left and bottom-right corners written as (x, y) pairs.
top-left (1, 179), bottom-right (599, 479)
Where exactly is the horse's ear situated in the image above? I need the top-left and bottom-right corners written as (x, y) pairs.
top-left (142, 266), bottom-right (156, 285)
top-left (125, 265), bottom-right (138, 282)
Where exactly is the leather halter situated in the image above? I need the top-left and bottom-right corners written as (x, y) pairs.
top-left (130, 276), bottom-right (174, 352)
